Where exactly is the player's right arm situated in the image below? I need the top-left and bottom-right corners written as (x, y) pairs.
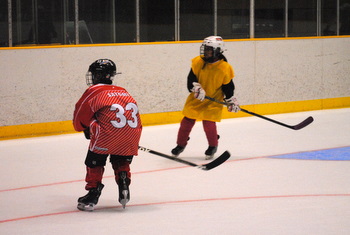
top-left (73, 89), bottom-right (95, 132)
top-left (187, 69), bottom-right (206, 101)
top-left (187, 69), bottom-right (198, 92)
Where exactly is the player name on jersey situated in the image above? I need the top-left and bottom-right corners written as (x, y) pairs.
top-left (107, 92), bottom-right (130, 97)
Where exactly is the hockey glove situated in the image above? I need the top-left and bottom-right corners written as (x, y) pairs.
top-left (83, 127), bottom-right (90, 139)
top-left (192, 82), bottom-right (206, 101)
top-left (225, 96), bottom-right (240, 113)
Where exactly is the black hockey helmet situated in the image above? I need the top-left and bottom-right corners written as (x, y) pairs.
top-left (86, 59), bottom-right (117, 86)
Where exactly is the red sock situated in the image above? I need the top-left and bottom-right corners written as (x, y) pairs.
top-left (112, 159), bottom-right (131, 184)
top-left (85, 166), bottom-right (105, 190)
top-left (202, 120), bottom-right (218, 146)
top-left (177, 117), bottom-right (195, 146)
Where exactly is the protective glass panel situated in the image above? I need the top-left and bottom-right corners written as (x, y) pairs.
top-left (339, 0), bottom-right (350, 35)
top-left (11, 0), bottom-right (64, 46)
top-left (217, 0), bottom-right (250, 39)
top-left (255, 0), bottom-right (285, 38)
top-left (288, 0), bottom-right (317, 37)
top-left (11, 0), bottom-right (35, 46)
top-left (78, 0), bottom-right (114, 44)
top-left (115, 0), bottom-right (136, 42)
top-left (321, 0), bottom-right (337, 36)
top-left (0, 0), bottom-right (8, 46)
top-left (180, 0), bottom-right (213, 41)
top-left (140, 0), bottom-right (175, 42)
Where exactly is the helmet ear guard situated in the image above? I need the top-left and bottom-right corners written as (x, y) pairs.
top-left (86, 59), bottom-right (118, 86)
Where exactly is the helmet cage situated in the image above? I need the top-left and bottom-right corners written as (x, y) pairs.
top-left (200, 45), bottom-right (223, 62)
top-left (200, 36), bottom-right (225, 62)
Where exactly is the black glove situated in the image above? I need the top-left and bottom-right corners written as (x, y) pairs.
top-left (83, 127), bottom-right (90, 139)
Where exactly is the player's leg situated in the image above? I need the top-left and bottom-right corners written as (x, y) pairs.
top-left (202, 120), bottom-right (219, 159)
top-left (110, 155), bottom-right (133, 208)
top-left (171, 117), bottom-right (196, 156)
top-left (77, 150), bottom-right (108, 211)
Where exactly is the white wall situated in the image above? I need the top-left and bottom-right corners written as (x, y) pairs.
top-left (0, 37), bottom-right (349, 126)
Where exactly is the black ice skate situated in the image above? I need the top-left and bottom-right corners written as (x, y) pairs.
top-left (77, 183), bottom-right (104, 211)
top-left (118, 171), bottom-right (131, 209)
top-left (171, 145), bottom-right (185, 157)
top-left (205, 146), bottom-right (217, 160)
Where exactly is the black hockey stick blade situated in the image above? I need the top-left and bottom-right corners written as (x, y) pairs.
top-left (138, 146), bottom-right (231, 171)
top-left (205, 96), bottom-right (314, 130)
top-left (290, 116), bottom-right (314, 130)
top-left (201, 150), bottom-right (231, 170)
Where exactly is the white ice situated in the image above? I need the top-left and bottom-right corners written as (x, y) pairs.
top-left (1, 108), bottom-right (350, 235)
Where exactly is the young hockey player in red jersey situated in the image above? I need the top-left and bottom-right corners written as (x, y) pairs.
top-left (73, 59), bottom-right (142, 211)
top-left (171, 36), bottom-right (240, 160)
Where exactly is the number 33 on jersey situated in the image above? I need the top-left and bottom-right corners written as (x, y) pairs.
top-left (73, 84), bottom-right (142, 156)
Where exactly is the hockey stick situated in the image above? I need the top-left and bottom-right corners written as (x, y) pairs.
top-left (138, 146), bottom-right (231, 171)
top-left (205, 96), bottom-right (314, 130)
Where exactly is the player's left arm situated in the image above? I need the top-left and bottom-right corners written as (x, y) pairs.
top-left (222, 80), bottom-right (240, 113)
top-left (221, 80), bottom-right (234, 98)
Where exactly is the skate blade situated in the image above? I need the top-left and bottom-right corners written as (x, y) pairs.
top-left (77, 202), bottom-right (95, 211)
top-left (205, 155), bottom-right (214, 160)
top-left (119, 190), bottom-right (129, 209)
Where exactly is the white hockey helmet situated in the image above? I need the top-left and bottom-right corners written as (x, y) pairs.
top-left (200, 36), bottom-right (225, 62)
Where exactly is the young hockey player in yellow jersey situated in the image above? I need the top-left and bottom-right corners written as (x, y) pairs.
top-left (172, 36), bottom-right (240, 160)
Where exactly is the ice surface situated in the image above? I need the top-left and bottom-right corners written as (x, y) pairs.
top-left (1, 108), bottom-right (350, 235)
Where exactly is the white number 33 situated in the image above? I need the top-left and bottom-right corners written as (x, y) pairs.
top-left (110, 103), bottom-right (138, 128)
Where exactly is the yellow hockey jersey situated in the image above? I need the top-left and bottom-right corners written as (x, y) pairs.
top-left (182, 56), bottom-right (234, 122)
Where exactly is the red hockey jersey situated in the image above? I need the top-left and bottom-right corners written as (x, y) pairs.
top-left (73, 84), bottom-right (142, 156)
